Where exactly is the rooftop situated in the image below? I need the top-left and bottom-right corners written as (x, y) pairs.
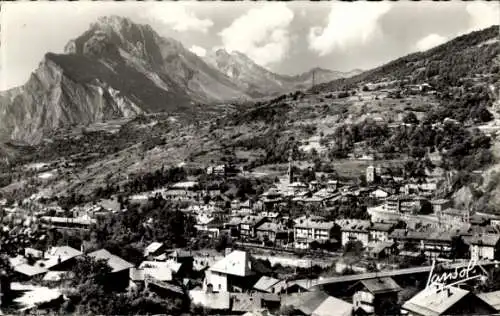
top-left (253, 276), bottom-right (280, 292)
top-left (283, 291), bottom-right (352, 316)
top-left (40, 216), bottom-right (96, 225)
top-left (402, 286), bottom-right (470, 316)
top-left (241, 215), bottom-right (265, 225)
top-left (478, 290), bottom-right (500, 311)
top-left (360, 277), bottom-right (401, 294)
top-left (312, 296), bottom-right (353, 316)
top-left (227, 217), bottom-right (243, 226)
top-left (231, 293), bottom-right (278, 312)
top-left (144, 241), bottom-right (164, 256)
top-left (369, 222), bottom-right (394, 232)
top-left (13, 264), bottom-right (48, 277)
top-left (256, 222), bottom-right (282, 233)
top-left (342, 221), bottom-right (371, 233)
top-left (431, 199), bottom-right (451, 205)
top-left (87, 249), bottom-right (134, 273)
top-left (390, 229), bottom-right (456, 242)
top-left (45, 246), bottom-right (82, 259)
top-left (442, 208), bottom-right (468, 217)
top-left (283, 291), bottom-right (330, 315)
top-left (171, 181), bottom-right (199, 189)
top-left (209, 250), bottom-right (252, 277)
top-left (465, 234), bottom-right (500, 247)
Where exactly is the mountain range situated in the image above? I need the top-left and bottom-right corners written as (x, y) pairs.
top-left (0, 15), bottom-right (360, 144)
top-left (204, 48), bottom-right (361, 96)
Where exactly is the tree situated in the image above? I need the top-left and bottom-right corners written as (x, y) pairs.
top-left (310, 241), bottom-right (320, 250)
top-left (64, 254), bottom-right (187, 315)
top-left (215, 233), bottom-right (231, 253)
top-left (450, 236), bottom-right (468, 259)
top-left (418, 200), bottom-right (433, 215)
top-left (0, 254), bottom-right (13, 276)
top-left (343, 240), bottom-right (365, 269)
top-left (235, 178), bottom-right (256, 199)
top-left (344, 240), bottom-right (364, 257)
top-left (70, 256), bottom-right (112, 290)
top-left (478, 266), bottom-right (500, 292)
top-left (403, 112), bottom-right (419, 124)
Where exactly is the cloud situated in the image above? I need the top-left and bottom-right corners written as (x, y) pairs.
top-left (466, 2), bottom-right (500, 32)
top-left (416, 33), bottom-right (447, 51)
top-left (308, 2), bottom-right (392, 56)
top-left (219, 3), bottom-right (294, 67)
top-left (145, 4), bottom-right (213, 33)
top-left (189, 45), bottom-right (206, 57)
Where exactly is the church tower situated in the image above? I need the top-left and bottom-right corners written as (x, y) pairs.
top-left (288, 149), bottom-right (294, 184)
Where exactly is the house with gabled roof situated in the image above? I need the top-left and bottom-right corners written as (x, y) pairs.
top-left (283, 291), bottom-right (353, 316)
top-left (144, 242), bottom-right (165, 258)
top-left (351, 277), bottom-right (401, 315)
top-left (240, 216), bottom-right (267, 239)
top-left (203, 250), bottom-right (255, 293)
top-left (477, 290), bottom-right (500, 313)
top-left (130, 260), bottom-right (181, 286)
top-left (464, 234), bottom-right (500, 261)
top-left (403, 285), bottom-right (497, 316)
top-left (230, 292), bottom-right (281, 314)
top-left (253, 276), bottom-right (281, 293)
top-left (367, 222), bottom-right (395, 243)
top-left (87, 249), bottom-right (134, 291)
top-left (294, 217), bottom-right (340, 250)
top-left (341, 221), bottom-right (371, 247)
top-left (255, 222), bottom-right (288, 245)
top-left (12, 263), bottom-right (48, 280)
top-left (35, 246), bottom-right (83, 271)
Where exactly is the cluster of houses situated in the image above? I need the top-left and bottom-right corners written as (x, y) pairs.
top-left (4, 157), bottom-right (500, 314)
top-left (4, 239), bottom-right (500, 315)
top-left (7, 160), bottom-right (500, 264)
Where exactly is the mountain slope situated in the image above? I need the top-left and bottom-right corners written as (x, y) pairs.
top-left (204, 48), bottom-right (362, 95)
top-left (0, 16), bottom-right (251, 144)
top-left (65, 16), bottom-right (249, 103)
top-left (314, 25), bottom-right (499, 92)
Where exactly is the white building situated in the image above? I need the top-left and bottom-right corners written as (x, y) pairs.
top-left (341, 221), bottom-right (371, 247)
top-left (468, 234), bottom-right (500, 261)
top-left (293, 218), bottom-right (337, 249)
top-left (431, 199), bottom-right (451, 215)
top-left (202, 250), bottom-right (253, 292)
top-left (368, 222), bottom-right (395, 243)
top-left (366, 165), bottom-right (376, 184)
top-left (370, 189), bottom-right (390, 199)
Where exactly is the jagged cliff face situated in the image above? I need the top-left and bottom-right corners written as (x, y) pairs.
top-left (0, 16), bottom-right (248, 144)
top-left (0, 57), bottom-right (144, 144)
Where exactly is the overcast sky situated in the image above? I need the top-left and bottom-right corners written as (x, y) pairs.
top-left (1, 1), bottom-right (499, 90)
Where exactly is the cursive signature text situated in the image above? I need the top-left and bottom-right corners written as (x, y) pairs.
top-left (426, 258), bottom-right (487, 290)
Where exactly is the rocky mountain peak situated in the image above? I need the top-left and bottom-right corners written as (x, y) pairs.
top-left (64, 15), bottom-right (162, 63)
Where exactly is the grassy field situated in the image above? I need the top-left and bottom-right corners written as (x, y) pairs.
top-left (333, 159), bottom-right (406, 178)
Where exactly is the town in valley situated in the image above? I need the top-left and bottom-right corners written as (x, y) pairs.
top-left (0, 2), bottom-right (500, 316)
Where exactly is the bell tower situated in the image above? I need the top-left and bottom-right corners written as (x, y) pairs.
top-left (288, 149), bottom-right (294, 184)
